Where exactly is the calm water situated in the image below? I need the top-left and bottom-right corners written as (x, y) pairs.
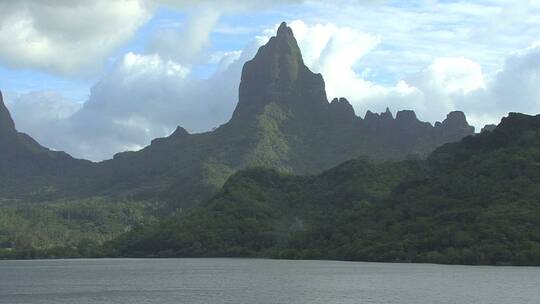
top-left (0, 258), bottom-right (539, 304)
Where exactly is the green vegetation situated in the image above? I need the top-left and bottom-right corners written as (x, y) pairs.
top-left (0, 198), bottom-right (160, 259)
top-left (108, 113), bottom-right (540, 265)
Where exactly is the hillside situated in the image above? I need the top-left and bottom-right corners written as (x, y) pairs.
top-left (108, 113), bottom-right (540, 265)
top-left (0, 91), bottom-right (92, 198)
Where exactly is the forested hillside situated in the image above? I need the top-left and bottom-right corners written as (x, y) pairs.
top-left (108, 113), bottom-right (540, 266)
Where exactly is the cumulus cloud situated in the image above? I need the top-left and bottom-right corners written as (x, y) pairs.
top-left (0, 0), bottom-right (151, 75)
top-left (6, 91), bottom-right (81, 151)
top-left (146, 7), bottom-right (221, 64)
top-left (489, 45), bottom-right (540, 114)
top-left (75, 52), bottom-right (191, 151)
top-left (288, 20), bottom-right (382, 101)
top-left (5, 18), bottom-right (540, 161)
top-left (372, 57), bottom-right (487, 123)
top-left (0, 0), bottom-right (315, 75)
top-left (273, 21), bottom-right (478, 121)
top-left (459, 44), bottom-right (540, 126)
top-left (257, 20), bottom-right (540, 129)
top-left (332, 41), bottom-right (540, 128)
top-left (6, 39), bottom-right (260, 160)
top-left (8, 91), bottom-right (81, 122)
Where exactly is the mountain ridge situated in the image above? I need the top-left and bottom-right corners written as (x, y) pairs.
top-left (0, 22), bottom-right (475, 208)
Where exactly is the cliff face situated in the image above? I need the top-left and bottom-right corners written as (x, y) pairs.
top-left (225, 22), bottom-right (474, 171)
top-left (233, 22), bottom-right (328, 120)
top-left (0, 23), bottom-right (475, 206)
top-left (0, 91), bottom-right (17, 144)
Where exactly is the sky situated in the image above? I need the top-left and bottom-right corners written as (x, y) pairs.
top-left (1, 0), bottom-right (540, 161)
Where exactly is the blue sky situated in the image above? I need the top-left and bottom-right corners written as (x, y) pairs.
top-left (1, 0), bottom-right (540, 160)
top-left (1, 2), bottom-right (297, 100)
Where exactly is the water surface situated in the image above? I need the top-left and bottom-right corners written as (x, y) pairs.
top-left (1, 258), bottom-right (539, 304)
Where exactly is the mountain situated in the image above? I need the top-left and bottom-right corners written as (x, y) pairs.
top-left (108, 112), bottom-right (540, 266)
top-left (0, 23), bottom-right (474, 208)
top-left (68, 22), bottom-right (473, 206)
top-left (0, 91), bottom-right (91, 197)
top-left (0, 91), bottom-right (16, 141)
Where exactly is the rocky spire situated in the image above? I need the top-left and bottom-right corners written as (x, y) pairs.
top-left (329, 97), bottom-right (356, 122)
top-left (436, 111), bottom-right (475, 140)
top-left (381, 107), bottom-right (393, 119)
top-left (395, 110), bottom-right (418, 122)
top-left (231, 22), bottom-right (328, 120)
top-left (440, 111), bottom-right (473, 131)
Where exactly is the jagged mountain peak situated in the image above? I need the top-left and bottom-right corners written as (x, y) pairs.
top-left (444, 111), bottom-right (468, 124)
top-left (277, 21), bottom-right (292, 36)
top-left (438, 111), bottom-right (474, 132)
top-left (171, 126), bottom-right (189, 137)
top-left (329, 97), bottom-right (356, 122)
top-left (364, 108), bottom-right (395, 121)
top-left (382, 107), bottom-right (393, 119)
top-left (395, 110), bottom-right (418, 122)
top-left (232, 22), bottom-right (327, 120)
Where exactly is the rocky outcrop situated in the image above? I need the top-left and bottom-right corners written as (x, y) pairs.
top-left (232, 22), bottom-right (327, 120)
top-left (435, 111), bottom-right (475, 141)
top-left (481, 124), bottom-right (497, 133)
top-left (329, 98), bottom-right (356, 123)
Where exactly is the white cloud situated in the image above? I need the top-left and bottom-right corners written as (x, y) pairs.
top-left (253, 21), bottom-right (488, 125)
top-left (289, 20), bottom-right (382, 101)
top-left (0, 0), bottom-right (151, 75)
top-left (6, 91), bottom-right (81, 151)
top-left (301, 0), bottom-right (540, 78)
top-left (0, 0), bottom-right (319, 75)
top-left (355, 45), bottom-right (540, 129)
top-left (146, 7), bottom-right (221, 64)
top-left (5, 20), bottom-right (488, 160)
top-left (5, 13), bottom-right (540, 161)
top-left (415, 57), bottom-right (486, 95)
top-left (255, 20), bottom-right (539, 130)
top-left (8, 91), bottom-right (81, 122)
top-left (5, 43), bottom-right (256, 160)
top-left (383, 57), bottom-right (487, 122)
top-left (484, 44), bottom-right (540, 116)
top-left (255, 20), bottom-right (384, 104)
